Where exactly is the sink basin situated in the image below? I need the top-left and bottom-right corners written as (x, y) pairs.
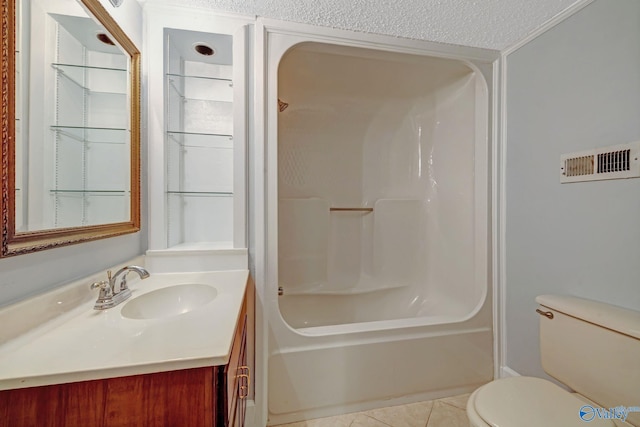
top-left (121, 284), bottom-right (217, 320)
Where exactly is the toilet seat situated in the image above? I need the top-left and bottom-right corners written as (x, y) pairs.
top-left (467, 377), bottom-right (615, 427)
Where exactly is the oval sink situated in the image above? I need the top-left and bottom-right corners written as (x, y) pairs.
top-left (121, 284), bottom-right (217, 320)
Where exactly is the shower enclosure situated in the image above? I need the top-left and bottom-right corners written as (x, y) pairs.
top-left (277, 42), bottom-right (485, 328)
top-left (263, 29), bottom-right (494, 425)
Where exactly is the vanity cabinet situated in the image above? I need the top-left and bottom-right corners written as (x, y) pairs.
top-left (0, 285), bottom-right (251, 427)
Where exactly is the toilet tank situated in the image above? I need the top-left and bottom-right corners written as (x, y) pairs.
top-left (536, 295), bottom-right (640, 426)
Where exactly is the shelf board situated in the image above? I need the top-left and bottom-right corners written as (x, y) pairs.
top-left (167, 131), bottom-right (232, 138)
top-left (52, 63), bottom-right (127, 72)
top-left (51, 126), bottom-right (128, 145)
top-left (166, 73), bottom-right (231, 83)
top-left (166, 131), bottom-right (233, 149)
top-left (166, 191), bottom-right (233, 197)
top-left (51, 125), bottom-right (127, 131)
top-left (166, 74), bottom-right (233, 103)
top-left (52, 63), bottom-right (127, 96)
top-left (50, 190), bottom-right (128, 194)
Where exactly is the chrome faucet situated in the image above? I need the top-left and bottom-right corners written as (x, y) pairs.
top-left (90, 265), bottom-right (150, 310)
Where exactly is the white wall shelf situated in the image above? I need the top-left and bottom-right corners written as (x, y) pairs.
top-left (52, 63), bottom-right (127, 95)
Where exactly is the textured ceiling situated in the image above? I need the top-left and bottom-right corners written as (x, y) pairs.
top-left (139, 0), bottom-right (584, 50)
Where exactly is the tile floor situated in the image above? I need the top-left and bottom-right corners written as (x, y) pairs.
top-left (272, 393), bottom-right (471, 427)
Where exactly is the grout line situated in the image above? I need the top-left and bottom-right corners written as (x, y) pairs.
top-left (424, 404), bottom-right (433, 427)
top-left (363, 410), bottom-right (391, 426)
top-left (424, 401), bottom-right (435, 427)
top-left (438, 400), bottom-right (465, 411)
top-left (363, 413), bottom-right (394, 427)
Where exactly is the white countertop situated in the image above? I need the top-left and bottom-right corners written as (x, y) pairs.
top-left (0, 269), bottom-right (249, 390)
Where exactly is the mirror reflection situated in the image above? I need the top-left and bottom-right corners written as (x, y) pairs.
top-left (2, 0), bottom-right (140, 257)
top-left (15, 0), bottom-right (131, 232)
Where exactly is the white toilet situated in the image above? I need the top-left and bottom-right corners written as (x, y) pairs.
top-left (467, 294), bottom-right (640, 427)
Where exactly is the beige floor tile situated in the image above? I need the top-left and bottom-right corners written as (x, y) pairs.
top-left (363, 401), bottom-right (433, 427)
top-left (273, 413), bottom-right (356, 427)
top-left (350, 413), bottom-right (393, 427)
top-left (425, 401), bottom-right (470, 427)
top-left (273, 394), bottom-right (471, 427)
top-left (437, 393), bottom-right (471, 410)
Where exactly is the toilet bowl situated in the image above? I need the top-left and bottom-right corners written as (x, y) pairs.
top-left (466, 295), bottom-right (640, 427)
top-left (466, 376), bottom-right (615, 427)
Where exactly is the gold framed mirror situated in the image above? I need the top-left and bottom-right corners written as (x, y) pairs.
top-left (1, 0), bottom-right (140, 257)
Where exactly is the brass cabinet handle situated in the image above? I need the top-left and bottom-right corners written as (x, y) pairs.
top-left (536, 308), bottom-right (554, 319)
top-left (238, 366), bottom-right (250, 399)
top-left (240, 385), bottom-right (249, 399)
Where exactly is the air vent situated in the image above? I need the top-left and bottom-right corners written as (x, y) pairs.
top-left (560, 142), bottom-right (640, 183)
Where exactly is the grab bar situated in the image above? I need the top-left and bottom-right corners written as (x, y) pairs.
top-left (329, 207), bottom-right (373, 212)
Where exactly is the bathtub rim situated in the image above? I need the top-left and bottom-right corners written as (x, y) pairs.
top-left (275, 282), bottom-right (489, 335)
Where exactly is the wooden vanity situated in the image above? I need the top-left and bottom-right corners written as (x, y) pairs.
top-left (0, 273), bottom-right (253, 427)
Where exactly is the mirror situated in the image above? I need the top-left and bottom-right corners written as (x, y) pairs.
top-left (1, 0), bottom-right (140, 257)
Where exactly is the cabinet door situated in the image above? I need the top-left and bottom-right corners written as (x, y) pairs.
top-left (224, 295), bottom-right (248, 426)
top-left (232, 315), bottom-right (248, 427)
top-left (0, 367), bottom-right (216, 427)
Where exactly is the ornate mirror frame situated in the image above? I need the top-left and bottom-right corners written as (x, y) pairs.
top-left (0, 0), bottom-right (140, 257)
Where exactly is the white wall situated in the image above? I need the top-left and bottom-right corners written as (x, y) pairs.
top-left (504, 0), bottom-right (640, 377)
top-left (0, 234), bottom-right (145, 307)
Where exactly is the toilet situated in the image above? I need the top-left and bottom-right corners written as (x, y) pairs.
top-left (467, 294), bottom-right (640, 427)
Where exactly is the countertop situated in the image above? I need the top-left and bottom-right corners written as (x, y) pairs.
top-left (0, 269), bottom-right (249, 390)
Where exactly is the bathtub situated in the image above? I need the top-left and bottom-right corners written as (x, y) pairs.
top-left (263, 33), bottom-right (493, 425)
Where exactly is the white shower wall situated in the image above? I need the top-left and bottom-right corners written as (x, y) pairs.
top-left (277, 43), bottom-right (484, 327)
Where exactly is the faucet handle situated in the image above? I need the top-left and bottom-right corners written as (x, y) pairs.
top-left (90, 280), bottom-right (113, 299)
top-left (90, 280), bottom-right (109, 290)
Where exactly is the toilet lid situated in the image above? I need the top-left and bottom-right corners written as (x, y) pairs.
top-left (474, 377), bottom-right (615, 427)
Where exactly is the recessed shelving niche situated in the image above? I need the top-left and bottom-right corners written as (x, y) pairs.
top-left (145, 8), bottom-right (249, 266)
top-left (163, 29), bottom-right (243, 249)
